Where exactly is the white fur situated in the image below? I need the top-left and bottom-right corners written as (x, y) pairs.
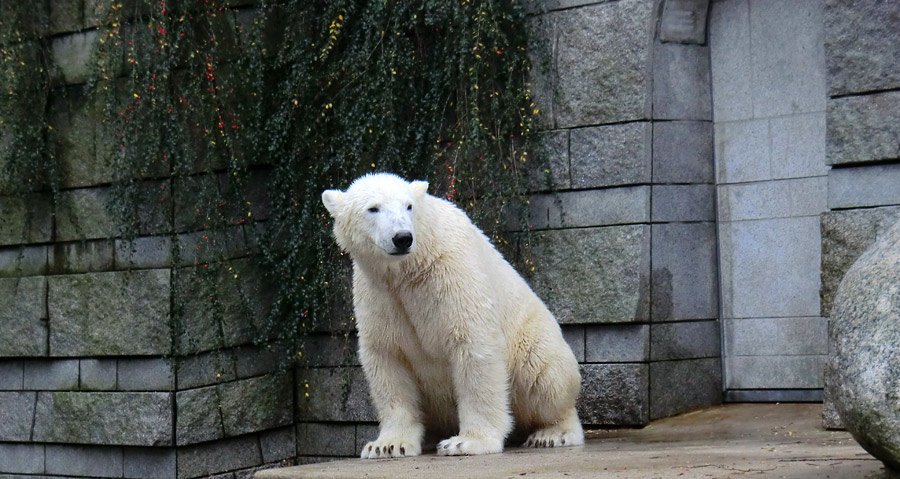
top-left (322, 173), bottom-right (584, 458)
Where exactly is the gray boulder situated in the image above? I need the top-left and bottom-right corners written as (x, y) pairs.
top-left (827, 219), bottom-right (900, 470)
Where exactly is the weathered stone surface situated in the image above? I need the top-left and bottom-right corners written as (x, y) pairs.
top-left (260, 426), bottom-right (297, 463)
top-left (820, 207), bottom-right (900, 315)
top-left (827, 219), bottom-right (900, 470)
top-left (651, 222), bottom-right (718, 321)
top-left (298, 367), bottom-right (376, 422)
top-left (115, 236), bottom-right (174, 269)
top-left (828, 164), bottom-right (900, 209)
top-left (49, 0), bottom-right (82, 34)
top-left (124, 447), bottom-right (176, 479)
top-left (45, 444), bottom-right (123, 478)
top-left (0, 443), bottom-right (44, 474)
top-left (525, 131), bottom-right (570, 192)
top-left (296, 423), bottom-right (357, 457)
top-left (55, 188), bottom-right (117, 241)
top-left (174, 258), bottom-right (271, 355)
top-left (650, 320), bottom-right (720, 361)
top-left (0, 276), bottom-right (47, 356)
top-left (770, 112), bottom-right (828, 180)
top-left (521, 225), bottom-right (650, 324)
top-left (217, 169), bottom-right (272, 223)
top-left (718, 176), bottom-right (828, 222)
top-left (725, 317), bottom-right (828, 357)
top-left (827, 91), bottom-right (900, 165)
top-left (652, 120), bottom-right (714, 183)
top-left (219, 373), bottom-right (293, 437)
top-left (725, 355), bottom-right (826, 389)
top-left (823, 373), bottom-right (844, 430)
top-left (174, 227), bottom-right (248, 268)
top-left (651, 185), bottom-right (715, 222)
top-left (48, 269), bottom-right (171, 356)
top-left (653, 42), bottom-right (711, 120)
top-left (714, 119), bottom-right (769, 184)
top-left (719, 217), bottom-right (822, 319)
top-left (748, 0), bottom-right (826, 117)
top-left (23, 360), bottom-right (79, 391)
top-left (33, 391), bottom-right (173, 446)
top-left (554, 0), bottom-right (653, 127)
top-left (48, 240), bottom-right (115, 274)
top-left (584, 324), bottom-right (649, 363)
top-left (176, 350), bottom-right (238, 390)
top-left (650, 358), bottom-right (721, 420)
top-left (709, 0), bottom-right (752, 122)
top-left (354, 424), bottom-right (380, 456)
top-left (50, 30), bottom-right (98, 85)
top-left (0, 361), bottom-right (24, 390)
top-left (659, 0), bottom-right (711, 45)
top-left (569, 122), bottom-right (652, 189)
top-left (561, 325), bottom-right (585, 363)
top-left (80, 359), bottom-right (117, 391)
top-left (234, 343), bottom-right (292, 378)
top-left (177, 435), bottom-right (263, 479)
top-left (0, 245), bottom-right (48, 278)
top-left (50, 86), bottom-right (116, 189)
top-left (56, 183), bottom-right (171, 242)
top-left (577, 364), bottom-right (648, 426)
top-left (523, 186), bottom-right (650, 231)
top-left (176, 387), bottom-right (224, 445)
top-left (0, 392), bottom-right (36, 441)
top-left (174, 174), bottom-right (222, 232)
top-left (118, 358), bottom-right (175, 391)
top-left (825, 0), bottom-right (900, 95)
top-left (0, 195), bottom-right (52, 246)
top-left (300, 335), bottom-right (359, 369)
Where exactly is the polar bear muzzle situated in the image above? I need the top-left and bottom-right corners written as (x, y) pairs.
top-left (391, 231), bottom-right (414, 255)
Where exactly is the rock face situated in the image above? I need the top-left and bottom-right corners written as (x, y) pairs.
top-left (827, 219), bottom-right (900, 470)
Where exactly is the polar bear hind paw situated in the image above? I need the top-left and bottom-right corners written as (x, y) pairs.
top-left (436, 435), bottom-right (504, 456)
top-left (361, 438), bottom-right (421, 459)
top-left (523, 426), bottom-right (585, 448)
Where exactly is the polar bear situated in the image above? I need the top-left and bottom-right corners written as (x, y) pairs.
top-left (321, 173), bottom-right (583, 458)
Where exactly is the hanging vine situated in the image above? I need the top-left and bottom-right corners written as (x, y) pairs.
top-left (0, 0), bottom-right (541, 360)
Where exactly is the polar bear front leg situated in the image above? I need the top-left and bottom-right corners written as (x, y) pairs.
top-left (358, 346), bottom-right (426, 458)
top-left (437, 335), bottom-right (512, 456)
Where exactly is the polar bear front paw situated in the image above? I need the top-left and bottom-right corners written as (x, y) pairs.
top-left (361, 437), bottom-right (421, 459)
top-left (522, 426), bottom-right (584, 448)
top-left (436, 435), bottom-right (503, 456)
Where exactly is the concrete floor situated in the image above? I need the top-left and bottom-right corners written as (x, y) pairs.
top-left (257, 404), bottom-right (898, 479)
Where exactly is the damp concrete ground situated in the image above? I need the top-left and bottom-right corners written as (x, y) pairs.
top-left (257, 403), bottom-right (897, 479)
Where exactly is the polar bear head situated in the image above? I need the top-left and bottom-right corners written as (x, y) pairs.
top-left (322, 173), bottom-right (429, 260)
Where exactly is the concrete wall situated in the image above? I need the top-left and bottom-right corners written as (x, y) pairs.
top-left (709, 0), bottom-right (830, 401)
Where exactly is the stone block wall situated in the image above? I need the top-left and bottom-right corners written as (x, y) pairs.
top-left (522, 0), bottom-right (721, 425)
top-left (10, 0), bottom-right (896, 472)
top-left (709, 0), bottom-right (830, 401)
top-left (819, 0), bottom-right (900, 429)
top-left (0, 2), bottom-right (296, 477)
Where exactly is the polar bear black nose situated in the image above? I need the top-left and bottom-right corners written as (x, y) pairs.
top-left (392, 231), bottom-right (413, 251)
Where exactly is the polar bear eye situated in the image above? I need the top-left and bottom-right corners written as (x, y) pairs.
top-left (407, 204), bottom-right (412, 211)
top-left (368, 206), bottom-right (379, 213)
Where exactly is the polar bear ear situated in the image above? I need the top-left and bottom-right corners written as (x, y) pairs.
top-left (321, 189), bottom-right (345, 216)
top-left (410, 180), bottom-right (429, 199)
